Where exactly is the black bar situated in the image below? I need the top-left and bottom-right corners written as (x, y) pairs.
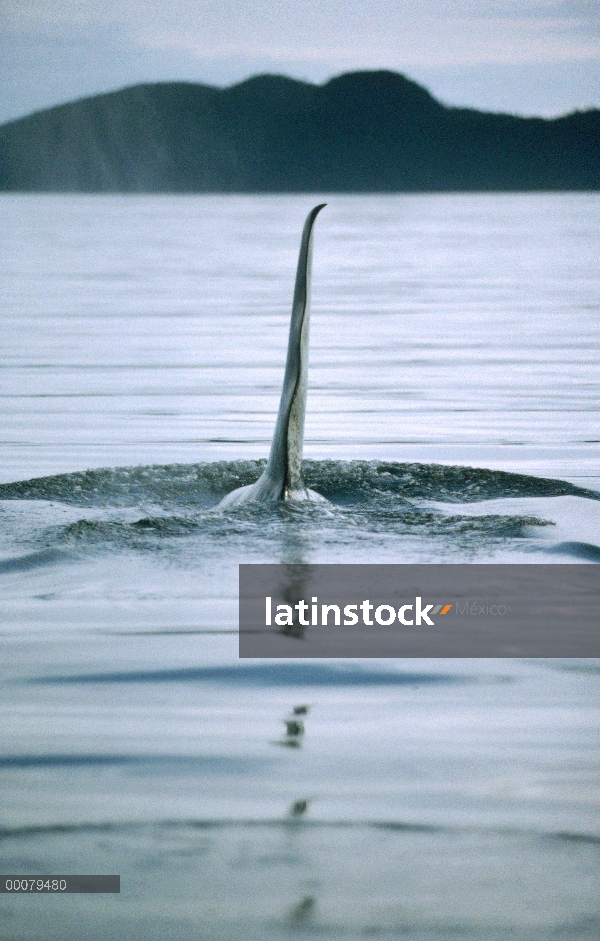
top-left (1, 876), bottom-right (120, 893)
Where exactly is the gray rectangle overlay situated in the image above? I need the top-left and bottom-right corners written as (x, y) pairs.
top-left (239, 564), bottom-right (599, 657)
top-left (1, 876), bottom-right (120, 893)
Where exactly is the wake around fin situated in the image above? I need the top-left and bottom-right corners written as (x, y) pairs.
top-left (218, 204), bottom-right (326, 508)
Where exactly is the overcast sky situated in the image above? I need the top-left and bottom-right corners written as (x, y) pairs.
top-left (1, 0), bottom-right (598, 124)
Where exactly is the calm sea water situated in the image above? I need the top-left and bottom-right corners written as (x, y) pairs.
top-left (0, 194), bottom-right (599, 940)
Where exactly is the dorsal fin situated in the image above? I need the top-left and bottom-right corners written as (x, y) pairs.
top-left (264, 203), bottom-right (326, 497)
top-left (218, 204), bottom-right (326, 507)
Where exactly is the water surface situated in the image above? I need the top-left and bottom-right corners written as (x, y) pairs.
top-left (0, 194), bottom-right (598, 940)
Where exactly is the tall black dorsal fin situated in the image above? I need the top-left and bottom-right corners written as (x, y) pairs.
top-left (218, 204), bottom-right (326, 508)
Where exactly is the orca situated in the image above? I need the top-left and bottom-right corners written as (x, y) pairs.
top-left (218, 204), bottom-right (326, 508)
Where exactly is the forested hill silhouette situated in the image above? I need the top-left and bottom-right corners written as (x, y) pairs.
top-left (1, 71), bottom-right (598, 192)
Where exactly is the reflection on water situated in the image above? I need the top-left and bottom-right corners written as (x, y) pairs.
top-left (1, 657), bottom-right (599, 939)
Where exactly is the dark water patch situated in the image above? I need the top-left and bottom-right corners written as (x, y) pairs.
top-left (528, 660), bottom-right (600, 677)
top-left (80, 507), bottom-right (551, 537)
top-left (41, 504), bottom-right (554, 558)
top-left (131, 516), bottom-right (198, 533)
top-left (0, 822), bottom-right (125, 841)
top-left (0, 547), bottom-right (73, 574)
top-left (554, 662), bottom-right (600, 675)
top-left (546, 541), bottom-right (600, 562)
top-left (440, 514), bottom-right (552, 538)
top-left (373, 822), bottom-right (445, 833)
top-left (57, 514), bottom-right (200, 546)
top-left (550, 917), bottom-right (600, 940)
top-left (350, 504), bottom-right (553, 538)
top-left (547, 831), bottom-right (600, 846)
top-left (0, 462), bottom-right (259, 510)
top-left (0, 754), bottom-right (267, 773)
top-left (2, 817), bottom-right (597, 845)
top-left (1, 460), bottom-right (597, 510)
top-left (110, 628), bottom-right (239, 635)
top-left (305, 461), bottom-right (600, 505)
top-left (0, 461), bottom-right (579, 563)
top-left (0, 820), bottom-right (455, 848)
top-left (0, 819), bottom-right (448, 843)
top-left (28, 663), bottom-right (466, 687)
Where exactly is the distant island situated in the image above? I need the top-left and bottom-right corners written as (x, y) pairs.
top-left (0, 71), bottom-right (598, 192)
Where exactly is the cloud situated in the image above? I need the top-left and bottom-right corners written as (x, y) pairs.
top-left (4, 0), bottom-right (599, 65)
top-left (1, 0), bottom-right (598, 122)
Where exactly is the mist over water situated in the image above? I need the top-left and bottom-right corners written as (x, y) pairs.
top-left (0, 194), bottom-right (599, 939)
